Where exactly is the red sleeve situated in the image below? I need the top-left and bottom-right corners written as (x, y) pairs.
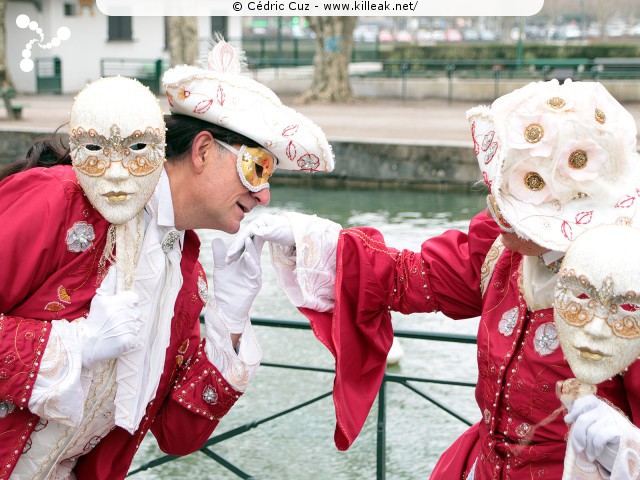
top-left (0, 168), bottom-right (69, 312)
top-left (150, 340), bottom-right (242, 455)
top-left (420, 211), bottom-right (501, 319)
top-left (300, 211), bottom-right (500, 451)
top-left (0, 168), bottom-right (75, 405)
top-left (0, 314), bottom-right (51, 406)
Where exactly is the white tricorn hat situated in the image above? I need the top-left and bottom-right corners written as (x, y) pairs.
top-left (468, 79), bottom-right (640, 251)
top-left (163, 39), bottom-right (334, 173)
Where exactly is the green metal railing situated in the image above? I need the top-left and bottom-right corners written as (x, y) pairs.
top-left (127, 317), bottom-right (477, 479)
top-left (357, 58), bottom-right (640, 103)
top-left (100, 58), bottom-right (167, 94)
top-left (96, 52), bottom-right (640, 105)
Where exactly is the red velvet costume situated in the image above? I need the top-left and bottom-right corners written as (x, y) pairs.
top-left (0, 166), bottom-right (241, 479)
top-left (303, 211), bottom-right (640, 479)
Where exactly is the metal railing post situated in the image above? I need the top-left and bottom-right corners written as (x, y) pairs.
top-left (401, 62), bottom-right (409, 103)
top-left (376, 377), bottom-right (387, 480)
top-left (446, 64), bottom-right (456, 105)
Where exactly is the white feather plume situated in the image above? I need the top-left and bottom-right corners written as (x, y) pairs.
top-left (206, 33), bottom-right (247, 74)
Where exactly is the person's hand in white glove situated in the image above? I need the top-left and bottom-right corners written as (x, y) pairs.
top-left (226, 213), bottom-right (295, 264)
top-left (211, 237), bottom-right (262, 335)
top-left (564, 393), bottom-right (632, 472)
top-left (79, 267), bottom-right (142, 369)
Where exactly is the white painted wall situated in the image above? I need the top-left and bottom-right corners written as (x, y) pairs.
top-left (6, 0), bottom-right (241, 94)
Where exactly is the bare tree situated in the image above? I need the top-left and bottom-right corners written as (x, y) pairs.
top-left (0, 0), bottom-right (11, 88)
top-left (301, 16), bottom-right (357, 103)
top-left (166, 16), bottom-right (199, 67)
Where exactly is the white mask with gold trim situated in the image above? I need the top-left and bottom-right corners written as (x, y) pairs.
top-left (69, 77), bottom-right (165, 225)
top-left (554, 224), bottom-right (640, 385)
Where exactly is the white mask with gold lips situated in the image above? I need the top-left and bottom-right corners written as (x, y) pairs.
top-left (554, 224), bottom-right (640, 385)
top-left (69, 76), bottom-right (165, 225)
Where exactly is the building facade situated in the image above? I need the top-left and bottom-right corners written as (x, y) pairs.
top-left (7, 0), bottom-right (241, 93)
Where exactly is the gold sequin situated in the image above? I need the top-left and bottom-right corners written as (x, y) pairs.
top-left (595, 108), bottom-right (606, 125)
top-left (568, 150), bottom-right (588, 170)
top-left (524, 123), bottom-right (544, 144)
top-left (524, 172), bottom-right (545, 191)
top-left (546, 97), bottom-right (566, 109)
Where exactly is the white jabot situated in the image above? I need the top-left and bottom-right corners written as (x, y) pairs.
top-left (114, 169), bottom-right (184, 433)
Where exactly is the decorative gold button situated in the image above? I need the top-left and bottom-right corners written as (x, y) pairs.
top-left (524, 172), bottom-right (545, 191)
top-left (524, 123), bottom-right (544, 144)
top-left (546, 97), bottom-right (566, 109)
top-left (568, 150), bottom-right (588, 170)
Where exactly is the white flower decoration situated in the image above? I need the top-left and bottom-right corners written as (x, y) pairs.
top-left (556, 138), bottom-right (607, 182)
top-left (507, 163), bottom-right (552, 205)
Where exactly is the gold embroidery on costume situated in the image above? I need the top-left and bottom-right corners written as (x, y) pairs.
top-left (57, 286), bottom-right (71, 304)
top-left (480, 237), bottom-right (505, 296)
top-left (176, 339), bottom-right (190, 366)
top-left (44, 302), bottom-right (66, 313)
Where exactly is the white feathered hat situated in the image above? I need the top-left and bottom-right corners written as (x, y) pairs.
top-left (163, 39), bottom-right (334, 173)
top-left (468, 79), bottom-right (640, 251)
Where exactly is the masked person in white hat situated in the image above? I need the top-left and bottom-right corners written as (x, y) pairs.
top-left (0, 39), bottom-right (333, 479)
top-left (554, 224), bottom-right (640, 480)
top-left (228, 79), bottom-right (640, 478)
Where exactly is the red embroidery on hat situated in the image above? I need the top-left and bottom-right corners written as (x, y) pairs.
top-left (616, 195), bottom-right (636, 208)
top-left (484, 142), bottom-right (498, 164)
top-left (561, 221), bottom-right (574, 241)
top-left (167, 93), bottom-right (174, 107)
top-left (482, 171), bottom-right (492, 189)
top-left (575, 211), bottom-right (593, 224)
top-left (282, 125), bottom-right (299, 137)
top-left (297, 154), bottom-right (320, 171)
top-left (177, 87), bottom-right (190, 101)
top-left (471, 122), bottom-right (480, 155)
top-left (481, 131), bottom-right (495, 151)
top-left (193, 99), bottom-right (213, 114)
top-left (286, 141), bottom-right (297, 161)
top-left (217, 85), bottom-right (225, 106)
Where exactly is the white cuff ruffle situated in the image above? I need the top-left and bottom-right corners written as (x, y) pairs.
top-left (203, 301), bottom-right (261, 392)
top-left (269, 211), bottom-right (340, 312)
top-left (29, 319), bottom-right (88, 427)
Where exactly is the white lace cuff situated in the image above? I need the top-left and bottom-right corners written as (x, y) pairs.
top-left (269, 211), bottom-right (340, 312)
top-left (29, 319), bottom-right (87, 426)
top-left (203, 302), bottom-right (261, 392)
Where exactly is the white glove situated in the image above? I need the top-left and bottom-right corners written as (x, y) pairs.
top-left (226, 213), bottom-right (295, 264)
top-left (564, 394), bottom-right (630, 472)
top-left (211, 237), bottom-right (262, 334)
top-left (79, 268), bottom-right (142, 369)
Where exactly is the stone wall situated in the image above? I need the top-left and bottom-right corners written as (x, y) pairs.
top-left (272, 139), bottom-right (481, 191)
top-left (0, 131), bottom-right (482, 191)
